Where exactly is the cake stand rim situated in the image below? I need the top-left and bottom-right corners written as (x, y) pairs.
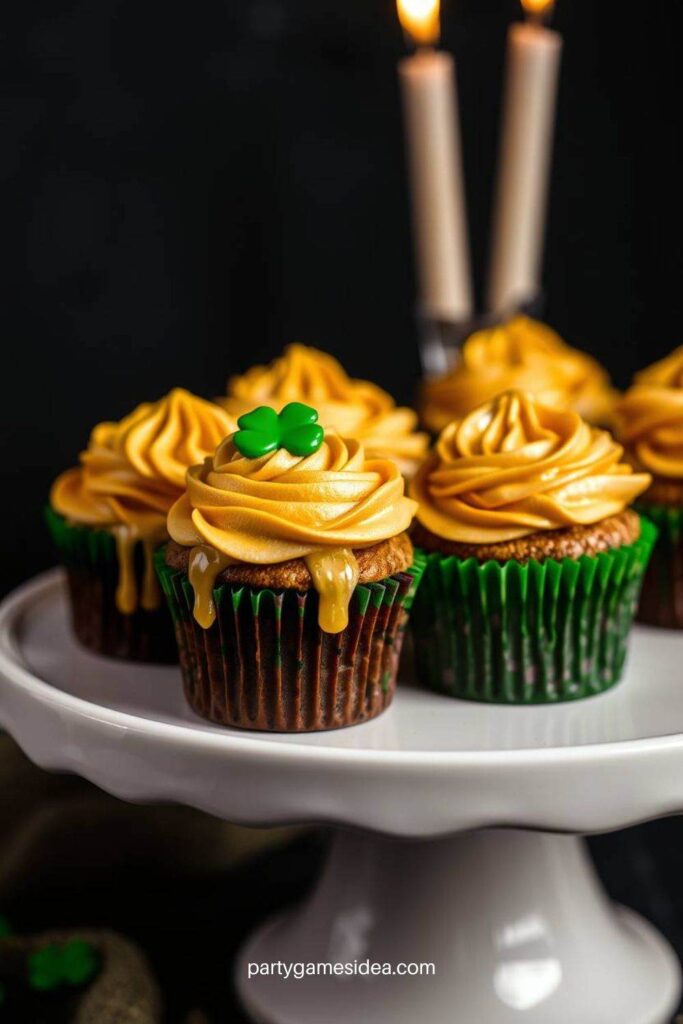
top-left (1, 567), bottom-right (683, 770)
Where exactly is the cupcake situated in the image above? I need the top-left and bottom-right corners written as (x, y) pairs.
top-left (48, 389), bottom-right (235, 662)
top-left (218, 343), bottom-right (429, 476)
top-left (613, 348), bottom-right (683, 628)
top-left (156, 402), bottom-right (421, 731)
top-left (409, 390), bottom-right (654, 703)
top-left (420, 315), bottom-right (617, 435)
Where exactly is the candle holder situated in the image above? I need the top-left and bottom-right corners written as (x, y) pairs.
top-left (417, 293), bottom-right (546, 379)
top-left (416, 309), bottom-right (492, 378)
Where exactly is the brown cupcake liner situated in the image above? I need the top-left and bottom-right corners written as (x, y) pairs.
top-left (635, 503), bottom-right (683, 629)
top-left (45, 507), bottom-right (177, 663)
top-left (156, 551), bottom-right (423, 732)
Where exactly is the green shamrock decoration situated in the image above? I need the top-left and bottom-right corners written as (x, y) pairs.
top-left (234, 402), bottom-right (324, 459)
top-left (29, 940), bottom-right (99, 991)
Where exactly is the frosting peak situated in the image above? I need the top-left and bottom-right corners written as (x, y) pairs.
top-left (219, 344), bottom-right (429, 475)
top-left (614, 348), bottom-right (683, 480)
top-left (410, 390), bottom-right (650, 544)
top-left (50, 389), bottom-right (236, 612)
top-left (52, 389), bottom-right (236, 528)
top-left (168, 430), bottom-right (416, 562)
top-left (168, 427), bottom-right (417, 631)
top-left (420, 316), bottom-right (617, 433)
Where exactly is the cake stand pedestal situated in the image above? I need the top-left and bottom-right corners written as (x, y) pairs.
top-left (1, 570), bottom-right (682, 1024)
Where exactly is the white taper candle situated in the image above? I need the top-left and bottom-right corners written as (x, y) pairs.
top-left (487, 15), bottom-right (562, 316)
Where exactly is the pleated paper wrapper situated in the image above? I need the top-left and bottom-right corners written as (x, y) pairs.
top-left (409, 517), bottom-right (656, 704)
top-left (156, 550), bottom-right (426, 732)
top-left (45, 506), bottom-right (177, 663)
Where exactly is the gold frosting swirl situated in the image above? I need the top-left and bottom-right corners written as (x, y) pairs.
top-left (614, 347), bottom-right (683, 480)
top-left (219, 343), bottom-right (429, 475)
top-left (420, 316), bottom-right (617, 434)
top-left (410, 390), bottom-right (650, 544)
top-left (168, 429), bottom-right (417, 632)
top-left (51, 389), bottom-right (236, 612)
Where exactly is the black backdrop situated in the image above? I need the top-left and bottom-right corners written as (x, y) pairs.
top-left (3, 0), bottom-right (682, 590)
top-left (3, 3), bottom-right (683, 1016)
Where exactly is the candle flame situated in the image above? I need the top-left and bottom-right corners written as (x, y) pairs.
top-left (521, 0), bottom-right (555, 23)
top-left (397, 0), bottom-right (440, 46)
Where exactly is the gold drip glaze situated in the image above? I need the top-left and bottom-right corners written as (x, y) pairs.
top-left (50, 388), bottom-right (237, 617)
top-left (114, 524), bottom-right (167, 614)
top-left (188, 545), bottom-right (235, 629)
top-left (305, 548), bottom-right (360, 633)
top-left (114, 526), bottom-right (139, 615)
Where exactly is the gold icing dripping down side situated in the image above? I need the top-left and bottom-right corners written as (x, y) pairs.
top-left (114, 525), bottom-right (166, 614)
top-left (141, 536), bottom-right (164, 611)
top-left (114, 527), bottom-right (138, 615)
top-left (305, 548), bottom-right (359, 633)
top-left (51, 387), bottom-right (238, 615)
top-left (167, 427), bottom-right (414, 633)
top-left (189, 545), bottom-right (235, 629)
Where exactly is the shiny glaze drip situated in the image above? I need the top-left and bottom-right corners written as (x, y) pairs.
top-left (141, 536), bottom-right (163, 611)
top-left (114, 527), bottom-right (138, 615)
top-left (189, 545), bottom-right (235, 629)
top-left (305, 548), bottom-right (359, 634)
top-left (114, 525), bottom-right (165, 614)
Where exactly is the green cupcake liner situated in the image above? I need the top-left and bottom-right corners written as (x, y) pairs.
top-left (45, 504), bottom-right (119, 568)
top-left (410, 516), bottom-right (657, 704)
top-left (45, 506), bottom-right (176, 663)
top-left (635, 502), bottom-right (683, 629)
top-left (155, 548), bottom-right (425, 731)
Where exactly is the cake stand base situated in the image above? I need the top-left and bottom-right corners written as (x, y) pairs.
top-left (237, 829), bottom-right (680, 1024)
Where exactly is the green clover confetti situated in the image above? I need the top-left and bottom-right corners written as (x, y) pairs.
top-left (234, 402), bottom-right (324, 459)
top-left (28, 940), bottom-right (99, 991)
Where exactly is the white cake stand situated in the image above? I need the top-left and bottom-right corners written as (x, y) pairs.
top-left (1, 569), bottom-right (682, 1024)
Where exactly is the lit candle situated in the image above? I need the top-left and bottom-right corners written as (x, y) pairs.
top-left (486, 0), bottom-right (563, 316)
top-left (397, 0), bottom-right (473, 325)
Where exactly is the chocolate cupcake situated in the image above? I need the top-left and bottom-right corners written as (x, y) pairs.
top-left (420, 315), bottom-right (617, 435)
top-left (409, 390), bottom-right (654, 703)
top-left (218, 343), bottom-right (429, 477)
top-left (156, 402), bottom-right (422, 731)
top-left (48, 389), bottom-right (235, 662)
top-left (614, 348), bottom-right (683, 628)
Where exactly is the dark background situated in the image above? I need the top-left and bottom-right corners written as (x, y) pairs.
top-left (2, 0), bottom-right (682, 590)
top-left (2, 2), bottom-right (683, 1020)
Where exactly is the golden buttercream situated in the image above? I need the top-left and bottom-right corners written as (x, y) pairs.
top-left (50, 389), bottom-right (236, 613)
top-left (219, 343), bottom-right (429, 475)
top-left (167, 429), bottom-right (417, 632)
top-left (614, 347), bottom-right (683, 480)
top-left (410, 390), bottom-right (650, 544)
top-left (420, 316), bottom-right (617, 433)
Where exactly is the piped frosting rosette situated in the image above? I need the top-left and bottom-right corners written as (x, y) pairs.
top-left (167, 409), bottom-right (417, 633)
top-left (219, 343), bottom-right (429, 475)
top-left (420, 316), bottom-right (617, 434)
top-left (50, 388), bottom-right (236, 613)
top-left (411, 390), bottom-right (649, 544)
top-left (614, 347), bottom-right (683, 480)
